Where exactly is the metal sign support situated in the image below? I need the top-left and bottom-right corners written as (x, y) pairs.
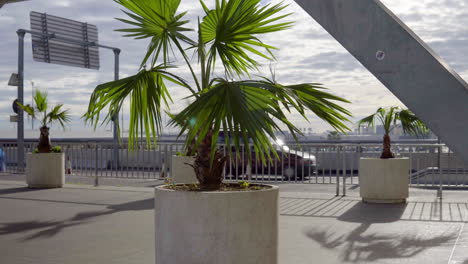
top-left (16, 30), bottom-right (25, 172)
top-left (15, 29), bottom-right (120, 172)
top-left (113, 48), bottom-right (120, 169)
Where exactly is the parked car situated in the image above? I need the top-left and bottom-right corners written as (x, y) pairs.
top-left (218, 132), bottom-right (317, 180)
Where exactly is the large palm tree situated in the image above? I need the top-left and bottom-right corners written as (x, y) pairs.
top-left (85, 0), bottom-right (352, 190)
top-left (358, 107), bottom-right (429, 159)
top-left (17, 90), bottom-right (71, 153)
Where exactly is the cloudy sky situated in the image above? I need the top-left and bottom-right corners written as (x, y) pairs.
top-left (1, 0), bottom-right (468, 137)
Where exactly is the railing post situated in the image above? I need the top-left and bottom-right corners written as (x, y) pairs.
top-left (336, 147), bottom-right (340, 196)
top-left (247, 163), bottom-right (252, 181)
top-left (342, 149), bottom-right (346, 196)
top-left (161, 144), bottom-right (168, 179)
top-left (437, 143), bottom-right (443, 199)
top-left (94, 144), bottom-right (99, 187)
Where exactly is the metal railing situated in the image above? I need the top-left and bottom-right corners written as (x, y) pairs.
top-left (1, 139), bottom-right (467, 194)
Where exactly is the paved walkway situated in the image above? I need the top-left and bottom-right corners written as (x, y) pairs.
top-left (0, 179), bottom-right (467, 264)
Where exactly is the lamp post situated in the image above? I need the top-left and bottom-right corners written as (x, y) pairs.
top-left (30, 81), bottom-right (34, 130)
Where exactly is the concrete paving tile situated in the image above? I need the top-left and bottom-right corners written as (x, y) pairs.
top-left (1, 180), bottom-right (468, 264)
top-left (0, 182), bottom-right (155, 264)
top-left (280, 216), bottom-right (461, 264)
top-left (448, 223), bottom-right (468, 264)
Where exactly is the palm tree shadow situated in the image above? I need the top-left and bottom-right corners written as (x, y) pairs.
top-left (0, 187), bottom-right (42, 195)
top-left (72, 198), bottom-right (154, 221)
top-left (0, 198), bottom-right (153, 240)
top-left (305, 202), bottom-right (458, 262)
top-left (337, 202), bottom-right (407, 223)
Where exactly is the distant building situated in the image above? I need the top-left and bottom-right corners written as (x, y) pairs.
top-left (356, 125), bottom-right (375, 135)
top-left (375, 125), bottom-right (404, 136)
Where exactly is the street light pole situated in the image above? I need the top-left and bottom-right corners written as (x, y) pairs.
top-left (17, 29), bottom-right (25, 172)
top-left (112, 48), bottom-right (120, 169)
top-left (31, 81), bottom-right (34, 130)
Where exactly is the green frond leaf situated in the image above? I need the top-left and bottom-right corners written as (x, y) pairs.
top-left (33, 90), bottom-right (48, 113)
top-left (84, 65), bottom-right (190, 149)
top-left (47, 105), bottom-right (71, 129)
top-left (114, 0), bottom-right (195, 68)
top-left (200, 0), bottom-right (293, 77)
top-left (16, 103), bottom-right (35, 118)
top-left (359, 107), bottom-right (428, 137)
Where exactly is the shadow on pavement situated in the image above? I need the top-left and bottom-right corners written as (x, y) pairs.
top-left (305, 222), bottom-right (456, 263)
top-left (0, 198), bottom-right (153, 240)
top-left (337, 202), bottom-right (407, 223)
top-left (0, 187), bottom-right (42, 195)
top-left (281, 196), bottom-right (467, 223)
top-left (304, 202), bottom-right (458, 262)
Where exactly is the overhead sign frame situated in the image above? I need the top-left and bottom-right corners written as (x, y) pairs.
top-left (30, 11), bottom-right (100, 70)
top-left (13, 11), bottom-right (121, 173)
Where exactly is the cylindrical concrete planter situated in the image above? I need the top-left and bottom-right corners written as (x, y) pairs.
top-left (26, 152), bottom-right (65, 188)
top-left (359, 157), bottom-right (410, 203)
top-left (171, 156), bottom-right (197, 183)
top-left (154, 185), bottom-right (279, 264)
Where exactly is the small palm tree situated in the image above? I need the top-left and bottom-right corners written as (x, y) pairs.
top-left (358, 107), bottom-right (428, 159)
top-left (17, 90), bottom-right (71, 153)
top-left (85, 0), bottom-right (352, 190)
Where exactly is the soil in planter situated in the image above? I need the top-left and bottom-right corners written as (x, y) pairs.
top-left (164, 183), bottom-right (271, 192)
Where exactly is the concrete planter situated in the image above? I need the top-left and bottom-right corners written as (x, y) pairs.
top-left (171, 155), bottom-right (197, 183)
top-left (26, 152), bottom-right (65, 188)
top-left (154, 184), bottom-right (279, 264)
top-left (359, 158), bottom-right (409, 203)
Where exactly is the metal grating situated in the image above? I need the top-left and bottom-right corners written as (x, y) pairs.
top-left (30, 11), bottom-right (100, 70)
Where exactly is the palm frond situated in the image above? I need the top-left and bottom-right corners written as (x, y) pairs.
top-left (84, 65), bottom-right (190, 149)
top-left (357, 112), bottom-right (377, 133)
top-left (238, 78), bottom-right (351, 133)
top-left (359, 107), bottom-right (393, 134)
top-left (16, 103), bottom-right (35, 119)
top-left (384, 106), bottom-right (398, 132)
top-left (397, 109), bottom-right (429, 137)
top-left (171, 77), bottom-right (351, 165)
top-left (114, 0), bottom-right (195, 69)
top-left (359, 107), bottom-right (429, 137)
top-left (280, 83), bottom-right (351, 133)
top-left (200, 0), bottom-right (293, 77)
top-left (34, 90), bottom-right (48, 113)
top-left (47, 104), bottom-right (71, 129)
top-left (170, 78), bottom-right (296, 165)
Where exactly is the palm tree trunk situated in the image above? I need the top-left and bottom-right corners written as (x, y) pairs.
top-left (38, 126), bottom-right (51, 153)
top-left (380, 134), bottom-right (394, 159)
top-left (193, 130), bottom-right (227, 190)
top-left (186, 137), bottom-right (196, 156)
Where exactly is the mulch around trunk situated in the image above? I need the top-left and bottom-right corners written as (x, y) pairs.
top-left (163, 183), bottom-right (271, 192)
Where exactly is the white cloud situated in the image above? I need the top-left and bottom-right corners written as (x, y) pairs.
top-left (1, 0), bottom-right (468, 134)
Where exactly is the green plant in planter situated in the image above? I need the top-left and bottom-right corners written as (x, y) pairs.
top-left (85, 0), bottom-right (352, 190)
top-left (17, 90), bottom-right (71, 153)
top-left (358, 107), bottom-right (429, 159)
top-left (51, 146), bottom-right (62, 153)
